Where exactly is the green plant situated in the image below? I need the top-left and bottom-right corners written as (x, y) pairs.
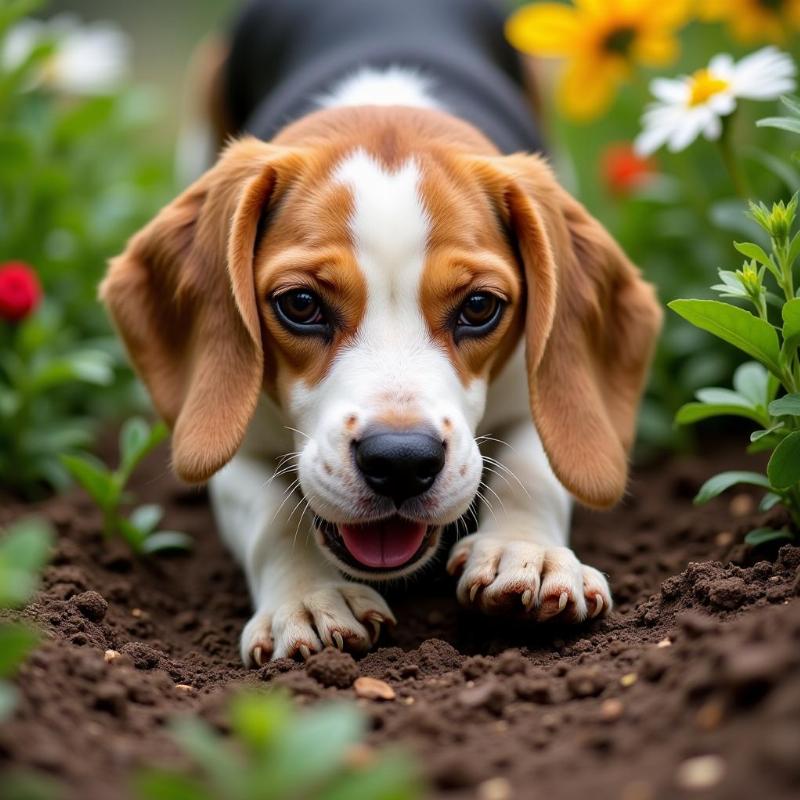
top-left (61, 417), bottom-right (191, 555)
top-left (0, 517), bottom-right (53, 720)
top-left (671, 194), bottom-right (800, 545)
top-left (0, 0), bottom-right (173, 494)
top-left (135, 691), bottom-right (423, 800)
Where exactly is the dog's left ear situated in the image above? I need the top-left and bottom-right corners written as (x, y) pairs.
top-left (470, 154), bottom-right (662, 508)
top-left (100, 137), bottom-right (304, 483)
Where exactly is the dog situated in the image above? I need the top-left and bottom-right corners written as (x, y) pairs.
top-left (101, 0), bottom-right (662, 665)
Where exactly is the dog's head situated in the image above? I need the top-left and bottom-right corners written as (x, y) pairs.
top-left (101, 108), bottom-right (661, 580)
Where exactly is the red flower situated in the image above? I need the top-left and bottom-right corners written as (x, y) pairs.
top-left (601, 143), bottom-right (657, 197)
top-left (0, 261), bottom-right (42, 322)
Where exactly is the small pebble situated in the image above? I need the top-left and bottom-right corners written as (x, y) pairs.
top-left (676, 755), bottom-right (726, 790)
top-left (599, 698), bottom-right (624, 722)
top-left (715, 531), bottom-right (734, 547)
top-left (174, 684), bottom-right (194, 693)
top-left (104, 649), bottom-right (121, 664)
top-left (477, 777), bottom-right (512, 800)
top-left (695, 701), bottom-right (724, 731)
top-left (353, 676), bottom-right (395, 701)
top-left (131, 608), bottom-right (143, 618)
top-left (620, 672), bottom-right (638, 688)
top-left (656, 638), bottom-right (672, 648)
top-left (729, 494), bottom-right (754, 517)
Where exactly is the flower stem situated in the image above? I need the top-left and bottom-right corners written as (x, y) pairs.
top-left (717, 118), bottom-right (749, 200)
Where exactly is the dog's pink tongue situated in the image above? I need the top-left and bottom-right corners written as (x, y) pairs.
top-left (339, 518), bottom-right (427, 568)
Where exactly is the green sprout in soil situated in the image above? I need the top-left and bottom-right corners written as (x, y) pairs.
top-left (671, 193), bottom-right (800, 547)
top-left (0, 516), bottom-right (52, 720)
top-left (60, 417), bottom-right (191, 555)
top-left (135, 690), bottom-right (423, 800)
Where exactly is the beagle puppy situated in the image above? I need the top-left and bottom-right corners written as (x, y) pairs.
top-left (101, 0), bottom-right (662, 665)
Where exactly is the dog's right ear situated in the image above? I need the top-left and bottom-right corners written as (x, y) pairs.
top-left (100, 137), bottom-right (304, 483)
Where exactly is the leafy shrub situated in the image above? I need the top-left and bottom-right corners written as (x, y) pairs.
top-left (672, 194), bottom-right (800, 545)
top-left (135, 691), bottom-right (423, 800)
top-left (0, 0), bottom-right (172, 495)
top-left (61, 417), bottom-right (191, 555)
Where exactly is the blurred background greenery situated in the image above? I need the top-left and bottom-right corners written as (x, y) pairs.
top-left (2, 0), bottom-right (799, 498)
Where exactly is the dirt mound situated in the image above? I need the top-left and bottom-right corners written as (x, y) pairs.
top-left (1, 444), bottom-right (799, 800)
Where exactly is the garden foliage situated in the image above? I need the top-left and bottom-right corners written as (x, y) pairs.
top-left (0, 0), bottom-right (172, 495)
top-left (61, 417), bottom-right (192, 554)
top-left (135, 691), bottom-right (422, 800)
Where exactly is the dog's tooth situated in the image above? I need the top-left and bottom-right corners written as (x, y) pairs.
top-left (521, 589), bottom-right (534, 611)
top-left (332, 631), bottom-right (344, 651)
top-left (299, 644), bottom-right (311, 661)
top-left (469, 583), bottom-right (480, 604)
top-left (558, 591), bottom-right (568, 612)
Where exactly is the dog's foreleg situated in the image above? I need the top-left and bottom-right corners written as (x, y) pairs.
top-left (210, 456), bottom-right (395, 665)
top-left (447, 419), bottom-right (612, 621)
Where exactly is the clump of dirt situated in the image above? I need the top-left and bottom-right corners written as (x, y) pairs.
top-left (1, 443), bottom-right (799, 800)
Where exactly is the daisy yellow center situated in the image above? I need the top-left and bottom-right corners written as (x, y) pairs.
top-left (687, 69), bottom-right (730, 107)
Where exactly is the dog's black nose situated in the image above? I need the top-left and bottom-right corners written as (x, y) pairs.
top-left (355, 430), bottom-right (445, 507)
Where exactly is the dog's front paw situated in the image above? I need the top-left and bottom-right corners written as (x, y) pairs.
top-left (447, 534), bottom-right (611, 622)
top-left (241, 583), bottom-right (396, 666)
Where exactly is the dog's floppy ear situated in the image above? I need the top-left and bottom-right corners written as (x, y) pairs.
top-left (473, 154), bottom-right (662, 508)
top-left (100, 137), bottom-right (301, 483)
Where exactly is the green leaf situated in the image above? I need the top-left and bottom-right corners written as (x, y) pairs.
top-left (733, 362), bottom-right (770, 409)
top-left (0, 519), bottom-right (53, 574)
top-left (0, 623), bottom-right (39, 678)
top-left (744, 528), bottom-right (794, 547)
top-left (129, 505), bottom-right (163, 536)
top-left (767, 431), bottom-right (800, 489)
top-left (133, 770), bottom-right (214, 800)
top-left (171, 718), bottom-right (243, 791)
top-left (768, 394), bottom-right (800, 417)
top-left (668, 300), bottom-right (782, 376)
top-left (320, 753), bottom-right (421, 800)
top-left (695, 388), bottom-right (753, 408)
top-left (733, 241), bottom-right (773, 268)
top-left (60, 455), bottom-right (115, 509)
top-left (782, 298), bottom-right (800, 358)
top-left (229, 691), bottom-right (293, 752)
top-left (751, 422), bottom-right (785, 442)
top-left (694, 471), bottom-right (771, 505)
top-left (757, 116), bottom-right (800, 134)
top-left (118, 519), bottom-right (147, 552)
top-left (141, 531), bottom-right (192, 554)
top-left (675, 402), bottom-right (765, 426)
top-left (759, 492), bottom-right (784, 512)
top-left (268, 704), bottom-right (365, 796)
top-left (119, 419), bottom-right (167, 481)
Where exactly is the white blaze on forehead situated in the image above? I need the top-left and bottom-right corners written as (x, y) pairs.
top-left (332, 148), bottom-right (429, 314)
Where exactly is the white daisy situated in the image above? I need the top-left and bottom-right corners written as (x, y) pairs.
top-left (635, 47), bottom-right (797, 156)
top-left (2, 13), bottom-right (130, 96)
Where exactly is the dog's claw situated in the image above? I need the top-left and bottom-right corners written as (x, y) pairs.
top-left (558, 591), bottom-right (568, 612)
top-left (298, 644), bottom-right (311, 661)
top-left (252, 646), bottom-right (264, 666)
top-left (591, 595), bottom-right (604, 618)
top-left (332, 631), bottom-right (344, 651)
top-left (521, 589), bottom-right (534, 611)
top-left (365, 614), bottom-right (383, 643)
top-left (469, 583), bottom-right (480, 604)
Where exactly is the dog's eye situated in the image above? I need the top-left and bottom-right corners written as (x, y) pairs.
top-left (455, 292), bottom-right (503, 340)
top-left (273, 289), bottom-right (329, 335)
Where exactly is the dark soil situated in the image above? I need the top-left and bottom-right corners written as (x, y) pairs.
top-left (1, 443), bottom-right (800, 800)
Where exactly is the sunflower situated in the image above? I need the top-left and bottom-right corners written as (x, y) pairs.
top-left (506, 0), bottom-right (692, 121)
top-left (700, 0), bottom-right (800, 45)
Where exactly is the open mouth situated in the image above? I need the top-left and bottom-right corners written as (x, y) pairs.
top-left (315, 515), bottom-right (436, 573)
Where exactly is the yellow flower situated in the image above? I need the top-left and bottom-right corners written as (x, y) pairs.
top-left (700, 0), bottom-right (800, 45)
top-left (506, 0), bottom-right (692, 120)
